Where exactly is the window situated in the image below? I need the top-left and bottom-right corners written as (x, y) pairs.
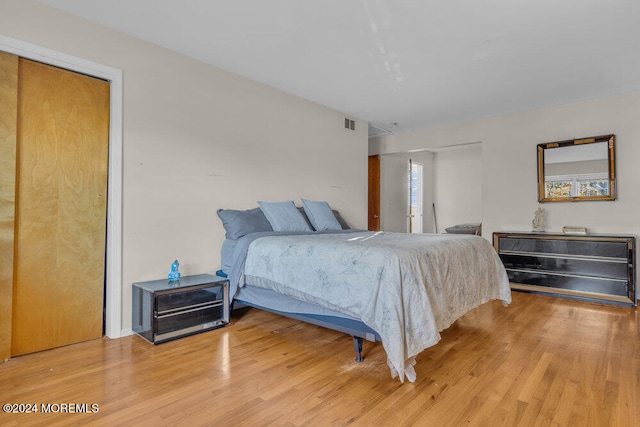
top-left (408, 161), bottom-right (423, 233)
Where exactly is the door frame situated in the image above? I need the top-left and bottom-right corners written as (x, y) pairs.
top-left (0, 34), bottom-right (124, 339)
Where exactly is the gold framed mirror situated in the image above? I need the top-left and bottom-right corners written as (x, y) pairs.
top-left (537, 134), bottom-right (616, 202)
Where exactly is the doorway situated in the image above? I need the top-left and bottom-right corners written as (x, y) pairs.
top-left (374, 143), bottom-right (481, 234)
top-left (377, 151), bottom-right (434, 233)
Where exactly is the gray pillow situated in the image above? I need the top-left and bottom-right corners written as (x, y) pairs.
top-left (216, 207), bottom-right (273, 240)
top-left (258, 200), bottom-right (312, 232)
top-left (301, 198), bottom-right (342, 231)
top-left (332, 210), bottom-right (350, 230)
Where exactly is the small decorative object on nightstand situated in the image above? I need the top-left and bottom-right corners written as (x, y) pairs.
top-left (167, 259), bottom-right (181, 285)
top-left (132, 274), bottom-right (229, 344)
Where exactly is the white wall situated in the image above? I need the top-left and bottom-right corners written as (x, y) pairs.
top-left (433, 145), bottom-right (482, 233)
top-left (379, 154), bottom-right (408, 232)
top-left (0, 0), bottom-right (368, 332)
top-left (370, 92), bottom-right (640, 245)
top-left (379, 151), bottom-right (435, 233)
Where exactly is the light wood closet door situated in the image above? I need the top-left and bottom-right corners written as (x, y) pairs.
top-left (0, 52), bottom-right (19, 361)
top-left (11, 58), bottom-right (110, 356)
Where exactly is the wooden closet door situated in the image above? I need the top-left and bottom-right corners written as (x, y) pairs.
top-left (11, 59), bottom-right (110, 356)
top-left (0, 52), bottom-right (18, 361)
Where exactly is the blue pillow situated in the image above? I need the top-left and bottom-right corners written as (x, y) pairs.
top-left (216, 207), bottom-right (273, 239)
top-left (220, 238), bottom-right (238, 273)
top-left (301, 198), bottom-right (343, 231)
top-left (258, 200), bottom-right (312, 232)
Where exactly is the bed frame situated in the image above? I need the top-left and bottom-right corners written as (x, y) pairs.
top-left (231, 295), bottom-right (381, 362)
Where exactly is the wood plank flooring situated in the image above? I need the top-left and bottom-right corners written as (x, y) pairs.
top-left (0, 292), bottom-right (637, 426)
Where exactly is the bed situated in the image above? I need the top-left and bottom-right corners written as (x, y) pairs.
top-left (217, 200), bottom-right (511, 383)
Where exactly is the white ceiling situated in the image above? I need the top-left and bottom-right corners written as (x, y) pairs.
top-left (38, 0), bottom-right (640, 136)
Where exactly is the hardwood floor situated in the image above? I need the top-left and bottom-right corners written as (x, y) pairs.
top-left (0, 292), bottom-right (638, 426)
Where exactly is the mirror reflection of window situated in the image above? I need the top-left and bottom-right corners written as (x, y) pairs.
top-left (545, 179), bottom-right (572, 198)
top-left (578, 177), bottom-right (609, 197)
top-left (545, 174), bottom-right (609, 198)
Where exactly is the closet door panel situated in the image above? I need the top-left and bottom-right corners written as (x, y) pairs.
top-left (12, 59), bottom-right (109, 356)
top-left (0, 51), bottom-right (18, 361)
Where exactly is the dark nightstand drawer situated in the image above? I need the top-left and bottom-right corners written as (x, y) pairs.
top-left (156, 288), bottom-right (225, 313)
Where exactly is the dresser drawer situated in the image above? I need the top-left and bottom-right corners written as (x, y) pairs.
top-left (499, 253), bottom-right (628, 281)
top-left (505, 269), bottom-right (629, 297)
top-left (498, 237), bottom-right (629, 258)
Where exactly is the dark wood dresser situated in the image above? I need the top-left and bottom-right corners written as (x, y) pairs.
top-left (493, 232), bottom-right (636, 306)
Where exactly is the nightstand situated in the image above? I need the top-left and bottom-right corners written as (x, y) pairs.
top-left (132, 274), bottom-right (229, 344)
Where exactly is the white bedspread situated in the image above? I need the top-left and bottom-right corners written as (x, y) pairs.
top-left (243, 231), bottom-right (511, 382)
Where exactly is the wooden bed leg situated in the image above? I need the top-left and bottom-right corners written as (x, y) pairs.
top-left (353, 336), bottom-right (363, 362)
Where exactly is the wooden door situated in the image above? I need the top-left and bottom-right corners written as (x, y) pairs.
top-left (0, 52), bottom-right (19, 361)
top-left (368, 155), bottom-right (380, 231)
top-left (11, 58), bottom-right (110, 356)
